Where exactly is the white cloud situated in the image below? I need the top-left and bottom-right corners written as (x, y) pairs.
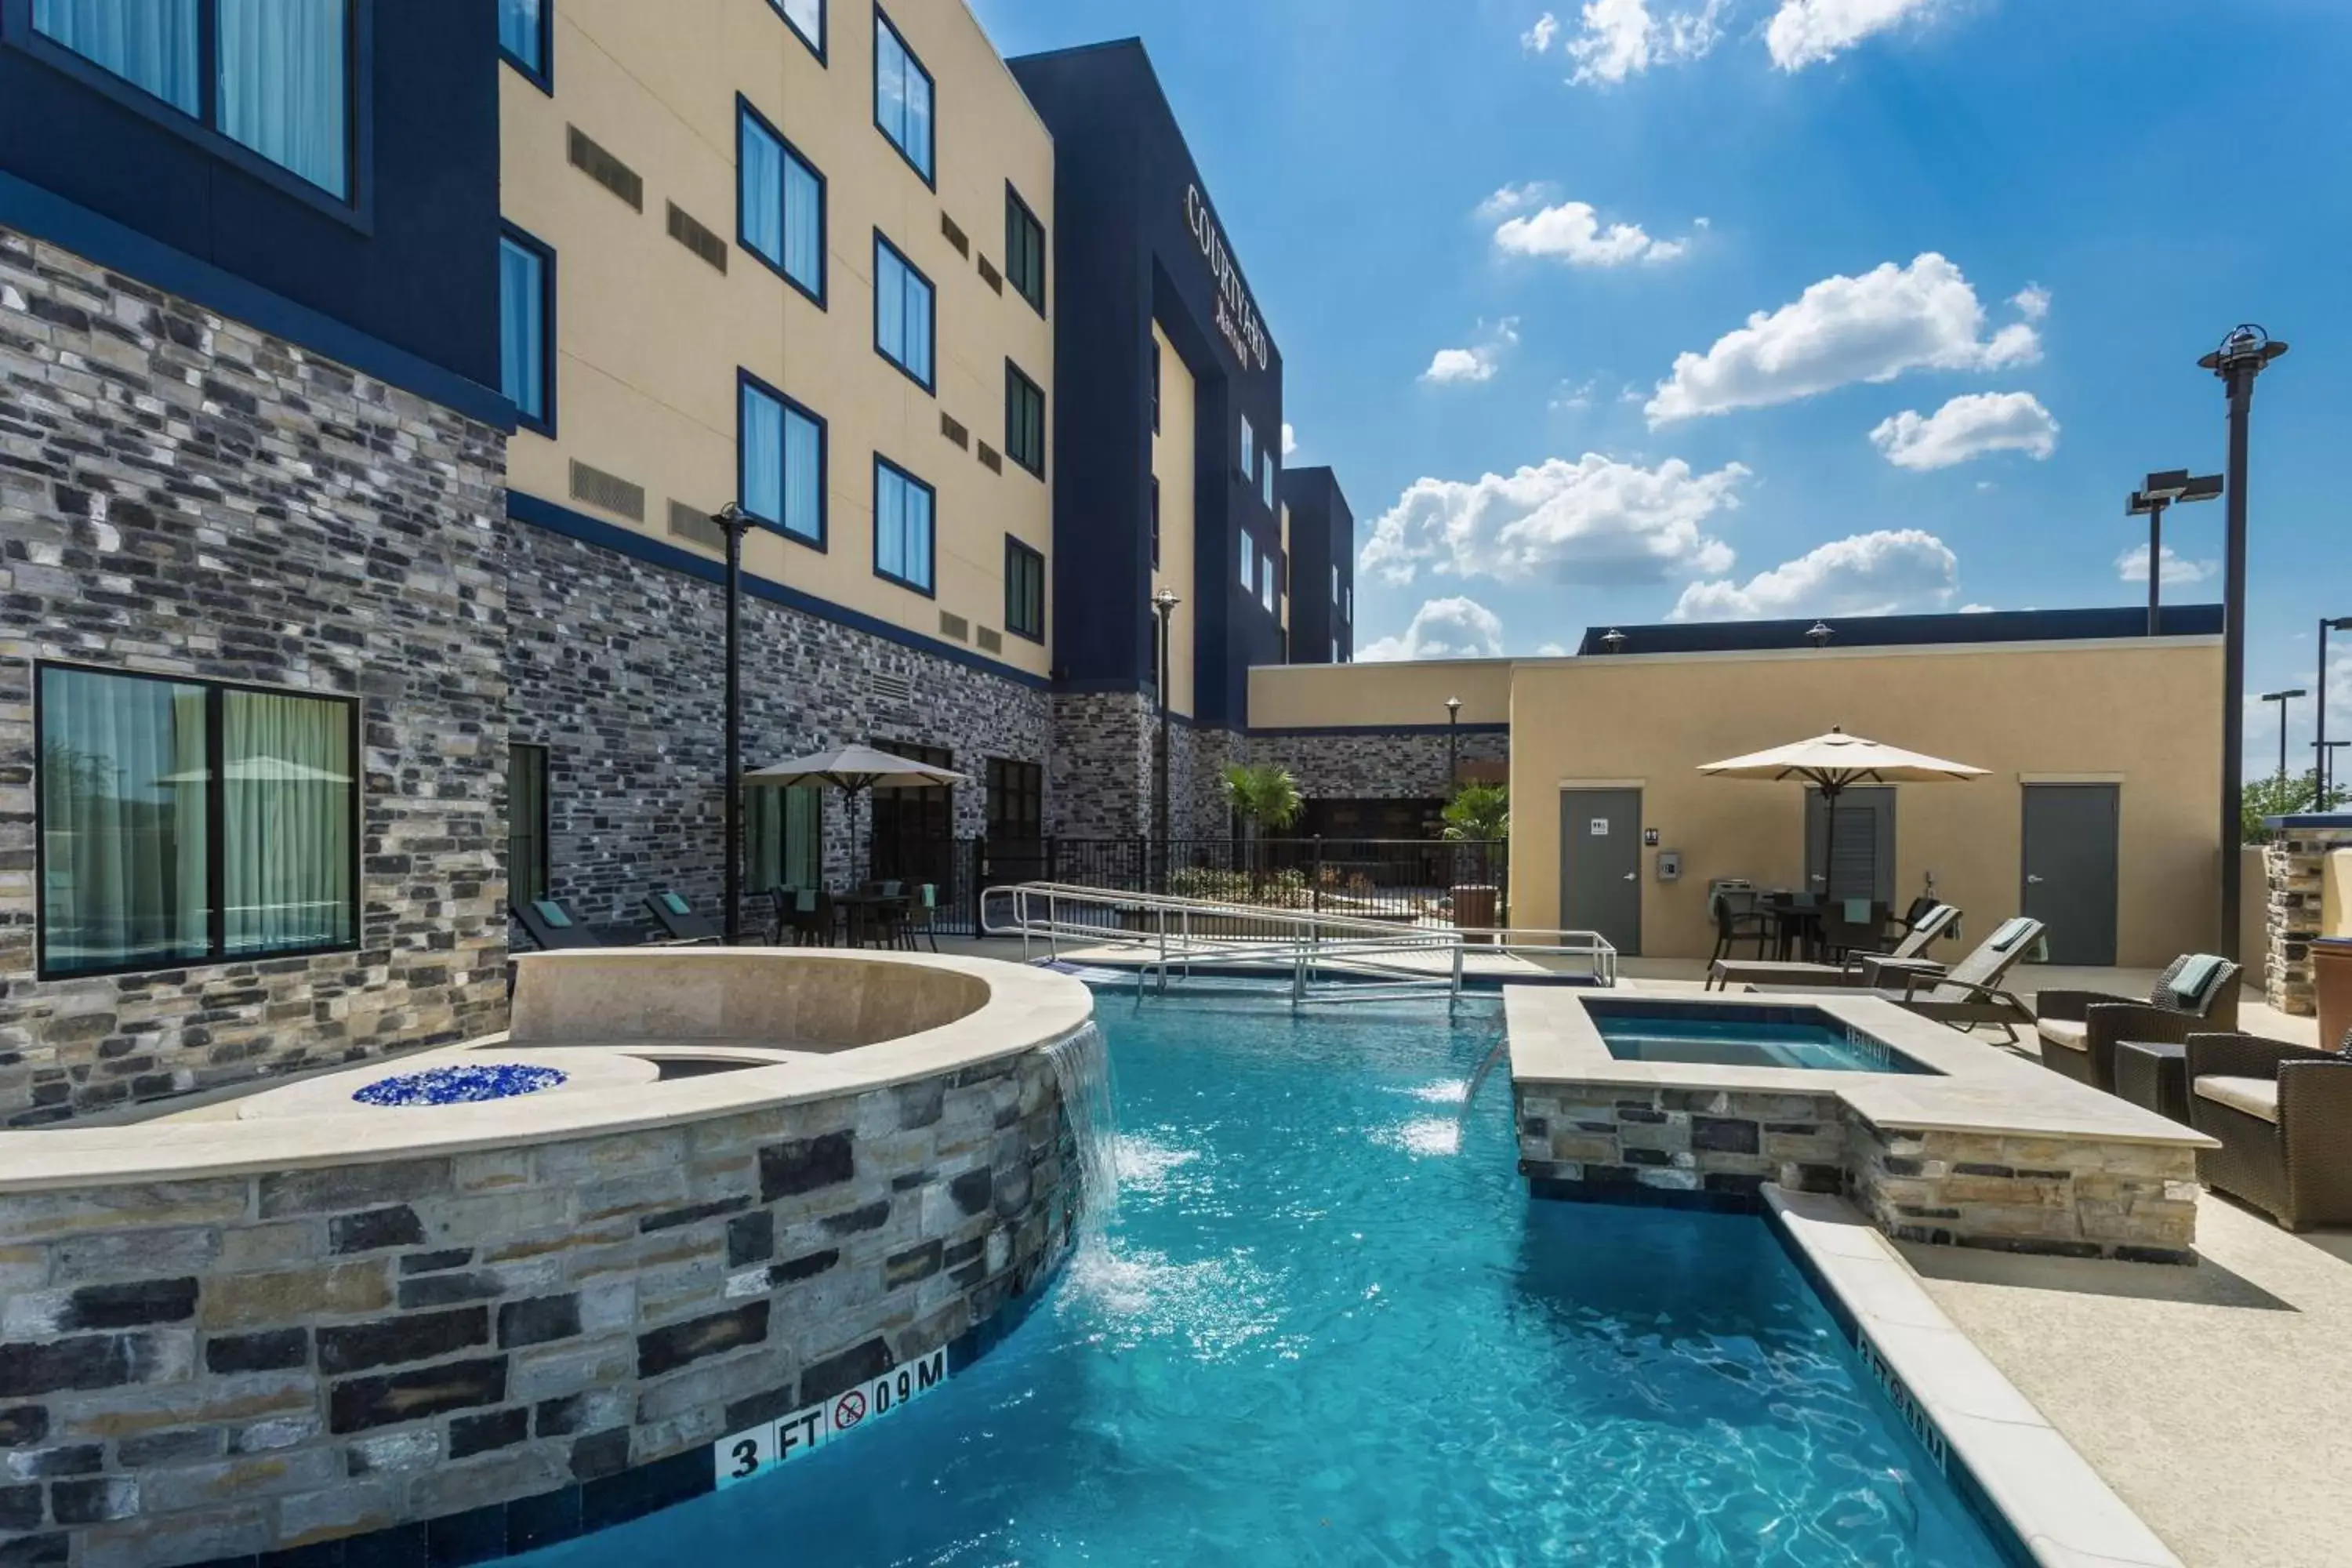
top-left (1475, 181), bottom-right (1559, 221)
top-left (2011, 283), bottom-right (2051, 321)
top-left (1551, 376), bottom-right (1601, 412)
top-left (1357, 597), bottom-right (1508, 662)
top-left (1421, 318), bottom-right (1520, 385)
top-left (1766, 0), bottom-right (1948, 71)
top-left (1494, 199), bottom-right (1689, 266)
top-left (1360, 453), bottom-right (1748, 587)
top-left (1523, 11), bottom-right (1562, 52)
top-left (1282, 422), bottom-right (1298, 458)
top-left (1869, 391), bottom-right (2060, 470)
top-left (1536, 641), bottom-right (1570, 656)
top-left (1670, 528), bottom-right (1958, 620)
top-left (1566, 0), bottom-right (1729, 85)
top-left (1646, 253), bottom-right (2042, 424)
top-left (2116, 543), bottom-right (2216, 586)
top-left (1959, 602), bottom-right (1995, 613)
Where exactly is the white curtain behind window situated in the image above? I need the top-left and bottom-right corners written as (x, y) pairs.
top-left (499, 238), bottom-right (544, 418)
top-left (742, 386), bottom-right (783, 522)
top-left (783, 405), bottom-right (821, 541)
top-left (739, 113), bottom-right (782, 265)
top-left (223, 689), bottom-right (353, 954)
top-left (782, 152), bottom-right (821, 291)
top-left (34, 0), bottom-right (201, 114)
top-left (218, 0), bottom-right (349, 197)
top-left (497, 0), bottom-right (541, 69)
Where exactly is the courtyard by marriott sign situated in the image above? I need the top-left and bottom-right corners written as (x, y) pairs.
top-left (1184, 183), bottom-right (1269, 374)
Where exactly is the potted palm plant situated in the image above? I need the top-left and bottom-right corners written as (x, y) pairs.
top-left (1440, 783), bottom-right (1508, 942)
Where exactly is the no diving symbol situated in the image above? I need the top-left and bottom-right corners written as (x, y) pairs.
top-left (833, 1390), bottom-right (867, 1430)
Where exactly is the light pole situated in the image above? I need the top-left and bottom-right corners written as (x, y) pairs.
top-left (2315, 741), bottom-right (2349, 804)
top-left (2126, 470), bottom-right (2223, 636)
top-left (1152, 588), bottom-right (1180, 874)
top-left (1444, 695), bottom-right (1462, 793)
top-left (2260, 689), bottom-right (2307, 782)
top-left (710, 503), bottom-right (759, 944)
top-left (1806, 621), bottom-right (1834, 649)
top-left (2198, 325), bottom-right (2288, 964)
top-left (2320, 615), bottom-right (2352, 800)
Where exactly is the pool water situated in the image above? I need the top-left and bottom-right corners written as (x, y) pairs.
top-left (1595, 1009), bottom-right (1936, 1074)
top-left (514, 999), bottom-right (2005, 1566)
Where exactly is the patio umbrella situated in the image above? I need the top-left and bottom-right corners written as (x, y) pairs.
top-left (743, 744), bottom-right (970, 884)
top-left (1697, 726), bottom-right (1987, 902)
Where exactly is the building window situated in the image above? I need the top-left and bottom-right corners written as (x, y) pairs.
top-left (1345, 586), bottom-right (1352, 620)
top-left (498, 0), bottom-right (550, 87)
top-left (1005, 184), bottom-right (1046, 315)
top-left (1262, 456), bottom-right (1275, 510)
top-left (1240, 530), bottom-right (1254, 591)
top-left (1150, 341), bottom-right (1160, 434)
top-left (749, 784), bottom-right (823, 892)
top-left (874, 234), bottom-right (935, 391)
top-left (872, 7), bottom-right (932, 183)
top-left (1240, 414), bottom-right (1254, 477)
top-left (771, 0), bottom-right (822, 59)
top-left (1149, 477), bottom-right (1160, 570)
top-left (1330, 564), bottom-right (1339, 604)
top-left (37, 664), bottom-right (357, 978)
top-left (739, 373), bottom-right (825, 546)
top-left (499, 227), bottom-right (554, 434)
top-left (1331, 637), bottom-right (1341, 662)
top-left (1260, 554), bottom-right (1276, 615)
top-left (1004, 360), bottom-right (1045, 478)
top-left (1004, 536), bottom-right (1045, 643)
top-left (985, 759), bottom-right (1042, 842)
top-left (739, 100), bottom-right (824, 302)
top-left (34, 0), bottom-right (354, 199)
top-left (508, 742), bottom-right (549, 905)
top-left (874, 456), bottom-right (935, 594)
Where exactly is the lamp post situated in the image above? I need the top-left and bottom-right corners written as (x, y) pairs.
top-left (1444, 695), bottom-right (1462, 793)
top-left (1152, 588), bottom-right (1180, 877)
top-left (2320, 616), bottom-right (2352, 800)
top-left (2260, 689), bottom-right (2307, 782)
top-left (710, 503), bottom-right (758, 944)
top-left (2199, 325), bottom-right (2288, 964)
top-left (2126, 470), bottom-right (2223, 636)
top-left (1806, 622), bottom-right (1834, 649)
top-left (2316, 741), bottom-right (2349, 804)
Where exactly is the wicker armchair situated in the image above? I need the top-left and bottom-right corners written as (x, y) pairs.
top-left (2185, 1029), bottom-right (2352, 1232)
top-left (2036, 954), bottom-right (2241, 1092)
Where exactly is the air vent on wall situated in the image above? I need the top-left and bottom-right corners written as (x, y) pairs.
top-left (571, 460), bottom-right (646, 521)
top-left (938, 611), bottom-right (970, 642)
top-left (976, 626), bottom-right (1003, 654)
top-left (871, 672), bottom-right (914, 705)
top-left (941, 213), bottom-right (970, 257)
top-left (668, 499), bottom-right (722, 549)
top-left (568, 126), bottom-right (644, 212)
top-left (976, 442), bottom-right (1002, 474)
top-left (666, 202), bottom-right (728, 272)
top-left (940, 412), bottom-right (968, 448)
top-left (976, 256), bottom-right (1003, 293)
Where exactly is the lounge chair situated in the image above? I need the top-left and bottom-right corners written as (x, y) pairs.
top-left (644, 890), bottom-right (722, 945)
top-left (516, 896), bottom-right (603, 950)
top-left (1754, 915), bottom-right (2043, 1040)
top-left (1708, 902), bottom-right (1958, 991)
top-left (2186, 1027), bottom-right (2352, 1231)
top-left (2034, 954), bottom-right (2242, 1092)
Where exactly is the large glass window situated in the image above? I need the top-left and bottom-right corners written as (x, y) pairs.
top-left (498, 0), bottom-right (546, 82)
top-left (36, 0), bottom-right (351, 198)
top-left (985, 759), bottom-right (1042, 843)
top-left (740, 102), bottom-right (824, 301)
top-left (1004, 361), bottom-right (1045, 478)
top-left (740, 376), bottom-right (824, 546)
top-left (499, 230), bottom-right (553, 433)
top-left (38, 666), bottom-right (355, 978)
top-left (1240, 415), bottom-right (1255, 477)
top-left (874, 457), bottom-right (935, 593)
top-left (1262, 455), bottom-right (1275, 510)
top-left (874, 235), bottom-right (934, 390)
top-left (1260, 554), bottom-right (1276, 614)
top-left (771, 0), bottom-right (822, 58)
top-left (1005, 186), bottom-right (1046, 314)
top-left (873, 9), bottom-right (933, 182)
top-left (1005, 536), bottom-right (1044, 643)
top-left (749, 784), bottom-right (823, 894)
top-left (1240, 530), bottom-right (1254, 591)
top-left (507, 743), bottom-right (548, 906)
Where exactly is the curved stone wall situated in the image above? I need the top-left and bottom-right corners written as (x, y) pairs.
top-left (0, 954), bottom-right (1098, 1567)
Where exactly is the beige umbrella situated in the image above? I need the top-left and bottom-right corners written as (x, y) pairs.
top-left (1697, 725), bottom-right (1987, 902)
top-left (744, 745), bottom-right (970, 883)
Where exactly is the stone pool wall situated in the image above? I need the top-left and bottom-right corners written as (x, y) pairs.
top-left (0, 1032), bottom-right (1091, 1567)
top-left (1512, 1083), bottom-right (2198, 1263)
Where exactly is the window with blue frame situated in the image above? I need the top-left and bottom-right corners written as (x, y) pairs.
top-left (740, 376), bottom-right (825, 546)
top-left (498, 0), bottom-right (549, 84)
top-left (34, 0), bottom-right (354, 199)
top-left (874, 234), bottom-right (934, 390)
top-left (499, 230), bottom-right (554, 433)
top-left (873, 457), bottom-right (935, 594)
top-left (773, 0), bottom-right (822, 58)
top-left (739, 101), bottom-right (824, 301)
top-left (873, 8), bottom-right (932, 182)
top-left (1004, 536), bottom-right (1045, 642)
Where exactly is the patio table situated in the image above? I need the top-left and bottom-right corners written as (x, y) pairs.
top-left (2114, 1039), bottom-right (2190, 1125)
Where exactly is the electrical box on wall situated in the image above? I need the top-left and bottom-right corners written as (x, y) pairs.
top-left (1657, 851), bottom-right (1682, 882)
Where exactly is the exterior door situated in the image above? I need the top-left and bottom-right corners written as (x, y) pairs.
top-left (2021, 784), bottom-right (2118, 965)
top-left (1805, 786), bottom-right (1896, 905)
top-left (869, 740), bottom-right (956, 887)
top-left (1559, 789), bottom-right (1642, 956)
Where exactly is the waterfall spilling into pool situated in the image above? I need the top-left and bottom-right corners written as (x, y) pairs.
top-left (1046, 1021), bottom-right (1119, 1233)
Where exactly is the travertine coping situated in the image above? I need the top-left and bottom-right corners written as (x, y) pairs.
top-left (1507, 988), bottom-right (2216, 1149)
top-left (1766, 1187), bottom-right (2183, 1568)
top-left (0, 951), bottom-right (1094, 1192)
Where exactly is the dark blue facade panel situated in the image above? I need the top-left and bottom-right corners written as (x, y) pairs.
top-left (1281, 465), bottom-right (1353, 665)
top-left (1574, 604), bottom-right (2227, 656)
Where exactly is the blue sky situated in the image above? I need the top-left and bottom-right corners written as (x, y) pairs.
top-left (973, 0), bottom-right (2352, 779)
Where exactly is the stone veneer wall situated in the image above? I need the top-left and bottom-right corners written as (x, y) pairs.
top-left (1047, 692), bottom-right (1234, 841)
top-left (2264, 827), bottom-right (2352, 1016)
top-left (0, 1032), bottom-right (1090, 1566)
top-left (1247, 727), bottom-right (1509, 803)
top-left (1512, 1083), bottom-right (2198, 1263)
top-left (506, 524), bottom-right (1051, 933)
top-left (0, 227), bottom-right (510, 1128)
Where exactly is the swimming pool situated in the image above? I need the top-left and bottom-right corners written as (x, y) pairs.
top-left (1589, 999), bottom-right (1939, 1074)
top-left (508, 998), bottom-right (2006, 1566)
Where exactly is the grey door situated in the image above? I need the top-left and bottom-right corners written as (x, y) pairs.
top-left (1806, 786), bottom-right (1896, 906)
top-left (1560, 789), bottom-right (1642, 956)
top-left (2021, 784), bottom-right (2118, 965)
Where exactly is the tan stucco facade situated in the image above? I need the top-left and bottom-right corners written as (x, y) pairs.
top-left (1150, 320), bottom-right (1197, 717)
top-left (500, 0), bottom-right (1054, 676)
top-left (1250, 657), bottom-right (1513, 729)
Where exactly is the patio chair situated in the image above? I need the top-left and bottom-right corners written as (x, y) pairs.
top-left (516, 897), bottom-right (603, 951)
top-left (1707, 902), bottom-right (1958, 991)
top-left (2034, 953), bottom-right (2242, 1093)
top-left (902, 883), bottom-right (941, 953)
top-left (1817, 898), bottom-right (1892, 965)
top-left (1754, 915), bottom-right (2044, 1040)
top-left (643, 890), bottom-right (722, 945)
top-left (2185, 1027), bottom-right (2352, 1231)
top-left (1708, 888), bottom-right (1773, 967)
top-left (769, 885), bottom-right (830, 947)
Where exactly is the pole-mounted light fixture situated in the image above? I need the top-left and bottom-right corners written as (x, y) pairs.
top-left (2318, 615), bottom-right (2352, 802)
top-left (709, 503), bottom-right (758, 945)
top-left (1806, 622), bottom-right (1833, 649)
top-left (1150, 588), bottom-right (1181, 869)
top-left (2126, 469), bottom-right (2223, 637)
top-left (2260, 688), bottom-right (2308, 784)
top-left (1599, 628), bottom-right (1626, 654)
top-left (1444, 695), bottom-right (1463, 790)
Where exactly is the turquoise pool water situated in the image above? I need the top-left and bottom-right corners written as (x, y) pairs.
top-left (517, 999), bottom-right (2005, 1566)
top-left (1593, 1006), bottom-right (1937, 1074)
